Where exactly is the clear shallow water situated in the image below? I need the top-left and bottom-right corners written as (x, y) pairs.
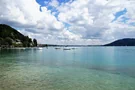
top-left (0, 47), bottom-right (135, 90)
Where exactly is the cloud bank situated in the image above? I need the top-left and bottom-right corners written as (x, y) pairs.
top-left (0, 0), bottom-right (135, 45)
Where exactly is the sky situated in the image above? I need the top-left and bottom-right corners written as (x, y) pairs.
top-left (0, 0), bottom-right (135, 45)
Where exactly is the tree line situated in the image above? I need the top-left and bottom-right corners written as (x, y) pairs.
top-left (0, 24), bottom-right (37, 47)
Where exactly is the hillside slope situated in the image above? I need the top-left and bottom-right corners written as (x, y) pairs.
top-left (0, 24), bottom-right (37, 47)
top-left (105, 38), bottom-right (135, 46)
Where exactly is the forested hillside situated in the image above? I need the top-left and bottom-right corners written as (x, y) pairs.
top-left (0, 24), bottom-right (37, 47)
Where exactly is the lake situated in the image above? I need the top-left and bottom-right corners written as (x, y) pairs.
top-left (0, 47), bottom-right (135, 90)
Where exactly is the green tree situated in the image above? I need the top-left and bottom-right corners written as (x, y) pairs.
top-left (22, 36), bottom-right (31, 47)
top-left (5, 37), bottom-right (13, 45)
top-left (33, 39), bottom-right (37, 47)
top-left (0, 38), bottom-right (3, 46)
top-left (23, 41), bottom-right (29, 47)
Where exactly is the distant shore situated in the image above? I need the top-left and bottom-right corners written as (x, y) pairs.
top-left (0, 46), bottom-right (39, 50)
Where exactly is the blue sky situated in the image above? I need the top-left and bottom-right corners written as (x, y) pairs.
top-left (36, 0), bottom-right (73, 28)
top-left (112, 8), bottom-right (127, 22)
top-left (36, 0), bottom-right (72, 5)
top-left (37, 0), bottom-right (130, 25)
top-left (0, 0), bottom-right (135, 45)
top-left (36, 0), bottom-right (128, 21)
top-left (36, 0), bottom-right (72, 10)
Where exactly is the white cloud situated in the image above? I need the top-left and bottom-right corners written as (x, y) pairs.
top-left (49, 0), bottom-right (59, 7)
top-left (0, 0), bottom-right (135, 45)
top-left (57, 0), bottom-right (135, 44)
top-left (0, 0), bottom-right (66, 44)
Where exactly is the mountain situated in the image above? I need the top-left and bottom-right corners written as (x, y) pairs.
top-left (0, 24), bottom-right (37, 47)
top-left (104, 38), bottom-right (135, 46)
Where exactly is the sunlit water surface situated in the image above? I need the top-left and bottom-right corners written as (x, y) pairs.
top-left (0, 47), bottom-right (135, 90)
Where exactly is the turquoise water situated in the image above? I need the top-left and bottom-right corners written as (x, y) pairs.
top-left (0, 47), bottom-right (135, 90)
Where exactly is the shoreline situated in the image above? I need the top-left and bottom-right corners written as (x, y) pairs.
top-left (0, 46), bottom-right (41, 50)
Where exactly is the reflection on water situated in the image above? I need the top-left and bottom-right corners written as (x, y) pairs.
top-left (0, 47), bottom-right (135, 90)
